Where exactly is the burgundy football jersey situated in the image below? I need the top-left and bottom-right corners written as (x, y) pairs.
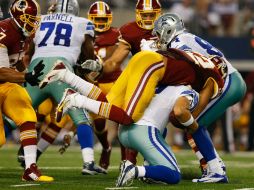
top-left (119, 21), bottom-right (157, 55)
top-left (159, 49), bottom-right (224, 93)
top-left (94, 27), bottom-right (121, 83)
top-left (0, 18), bottom-right (29, 69)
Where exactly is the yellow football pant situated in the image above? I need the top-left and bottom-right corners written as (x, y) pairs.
top-left (107, 51), bottom-right (165, 122)
top-left (38, 98), bottom-right (71, 128)
top-left (0, 82), bottom-right (37, 146)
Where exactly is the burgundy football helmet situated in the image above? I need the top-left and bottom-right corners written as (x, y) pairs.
top-left (136, 0), bottom-right (161, 30)
top-left (88, 1), bottom-right (112, 32)
top-left (9, 0), bottom-right (41, 37)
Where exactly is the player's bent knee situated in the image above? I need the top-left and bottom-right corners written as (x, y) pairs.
top-left (168, 170), bottom-right (181, 184)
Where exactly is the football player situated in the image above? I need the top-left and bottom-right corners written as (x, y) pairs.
top-left (116, 84), bottom-right (197, 186)
top-left (97, 0), bottom-right (162, 164)
top-left (102, 0), bottom-right (161, 75)
top-left (24, 0), bottom-right (106, 175)
top-left (38, 48), bottom-right (226, 185)
top-left (87, 1), bottom-right (121, 170)
top-left (152, 13), bottom-right (246, 182)
top-left (0, 0), bottom-right (53, 182)
top-left (47, 0), bottom-right (162, 165)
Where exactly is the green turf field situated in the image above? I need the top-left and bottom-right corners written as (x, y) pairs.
top-left (1, 145), bottom-right (254, 190)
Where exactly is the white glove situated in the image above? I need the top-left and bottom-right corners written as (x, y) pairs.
top-left (81, 59), bottom-right (103, 72)
top-left (140, 39), bottom-right (158, 52)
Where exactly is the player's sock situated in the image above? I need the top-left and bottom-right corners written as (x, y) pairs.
top-left (207, 158), bottom-right (224, 175)
top-left (38, 123), bottom-right (62, 153)
top-left (144, 165), bottom-right (181, 184)
top-left (187, 133), bottom-right (208, 170)
top-left (94, 118), bottom-right (109, 150)
top-left (192, 126), bottom-right (217, 162)
top-left (37, 123), bottom-right (62, 160)
top-left (64, 70), bottom-right (104, 100)
top-left (136, 166), bottom-right (146, 177)
top-left (19, 122), bottom-right (37, 169)
top-left (126, 148), bottom-right (138, 165)
top-left (82, 148), bottom-right (94, 163)
top-left (72, 94), bottom-right (133, 125)
top-left (77, 124), bottom-right (94, 162)
top-left (35, 113), bottom-right (45, 129)
top-left (120, 141), bottom-right (126, 160)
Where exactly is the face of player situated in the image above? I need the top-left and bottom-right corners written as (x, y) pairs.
top-left (94, 17), bottom-right (109, 31)
top-left (140, 12), bottom-right (156, 26)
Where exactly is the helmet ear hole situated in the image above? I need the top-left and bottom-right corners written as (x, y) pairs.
top-left (167, 30), bottom-right (171, 35)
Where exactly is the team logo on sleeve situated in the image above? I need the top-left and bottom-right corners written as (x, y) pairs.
top-left (86, 22), bottom-right (95, 31)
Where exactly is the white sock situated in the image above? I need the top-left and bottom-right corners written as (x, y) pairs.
top-left (82, 148), bottom-right (94, 163)
top-left (64, 70), bottom-right (94, 96)
top-left (137, 166), bottom-right (146, 177)
top-left (195, 151), bottom-right (204, 161)
top-left (37, 138), bottom-right (51, 153)
top-left (73, 94), bottom-right (101, 114)
top-left (207, 158), bottom-right (224, 175)
top-left (24, 145), bottom-right (37, 169)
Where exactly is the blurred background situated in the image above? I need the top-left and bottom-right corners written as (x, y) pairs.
top-left (1, 0), bottom-right (254, 152)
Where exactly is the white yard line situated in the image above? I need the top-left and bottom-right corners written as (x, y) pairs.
top-left (105, 187), bottom-right (138, 190)
top-left (10, 184), bottom-right (40, 187)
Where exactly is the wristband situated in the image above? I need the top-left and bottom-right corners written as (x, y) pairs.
top-left (180, 115), bottom-right (194, 127)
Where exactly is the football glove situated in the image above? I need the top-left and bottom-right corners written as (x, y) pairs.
top-left (58, 132), bottom-right (74, 154)
top-left (81, 59), bottom-right (103, 72)
top-left (24, 60), bottom-right (44, 86)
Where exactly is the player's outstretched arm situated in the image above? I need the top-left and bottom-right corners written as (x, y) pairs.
top-left (103, 42), bottom-right (130, 74)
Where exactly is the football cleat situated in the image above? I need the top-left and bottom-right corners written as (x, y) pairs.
top-left (82, 161), bottom-right (107, 175)
top-left (22, 163), bottom-right (54, 182)
top-left (219, 159), bottom-right (227, 172)
top-left (116, 160), bottom-right (138, 187)
top-left (99, 147), bottom-right (112, 170)
top-left (56, 88), bottom-right (77, 122)
top-left (192, 172), bottom-right (228, 183)
top-left (139, 177), bottom-right (167, 184)
top-left (39, 60), bottom-right (67, 89)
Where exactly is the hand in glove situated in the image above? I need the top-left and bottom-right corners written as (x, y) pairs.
top-left (24, 60), bottom-right (45, 86)
top-left (81, 59), bottom-right (103, 72)
top-left (140, 39), bottom-right (158, 51)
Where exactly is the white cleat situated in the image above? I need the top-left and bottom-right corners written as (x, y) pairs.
top-left (56, 88), bottom-right (77, 122)
top-left (116, 160), bottom-right (138, 187)
top-left (192, 172), bottom-right (229, 183)
top-left (39, 60), bottom-right (68, 89)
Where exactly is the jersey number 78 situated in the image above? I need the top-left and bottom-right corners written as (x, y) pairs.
top-left (38, 22), bottom-right (72, 47)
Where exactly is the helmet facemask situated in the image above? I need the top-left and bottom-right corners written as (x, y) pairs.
top-left (19, 13), bottom-right (40, 36)
top-left (136, 9), bottom-right (161, 30)
top-left (89, 14), bottom-right (112, 32)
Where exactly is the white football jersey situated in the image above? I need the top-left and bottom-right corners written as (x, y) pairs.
top-left (136, 85), bottom-right (191, 132)
top-left (170, 32), bottom-right (236, 74)
top-left (32, 13), bottom-right (95, 65)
